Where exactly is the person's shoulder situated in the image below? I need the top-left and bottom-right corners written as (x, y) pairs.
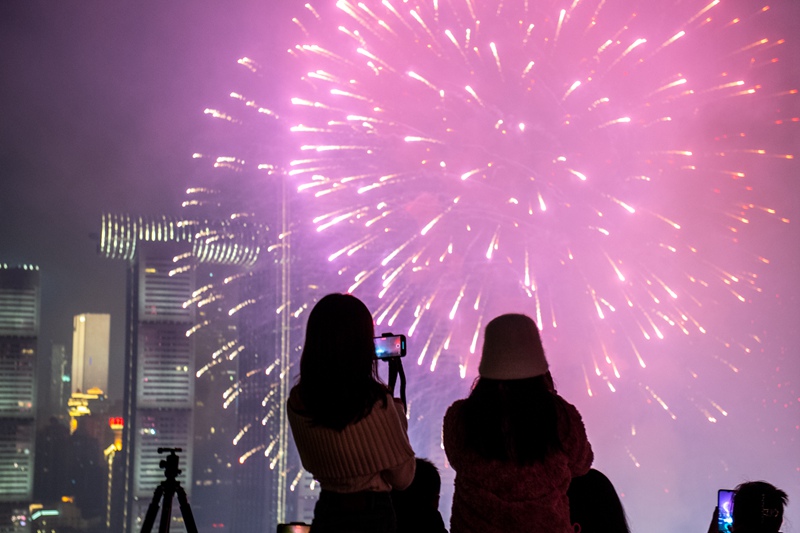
top-left (553, 393), bottom-right (589, 435)
top-left (371, 390), bottom-right (396, 407)
top-left (287, 385), bottom-right (305, 413)
top-left (367, 391), bottom-right (402, 418)
top-left (443, 399), bottom-right (467, 427)
top-left (553, 393), bottom-right (583, 416)
top-left (447, 398), bottom-right (467, 410)
top-left (444, 398), bottom-right (466, 416)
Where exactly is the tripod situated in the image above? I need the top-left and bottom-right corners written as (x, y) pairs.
top-left (141, 447), bottom-right (198, 533)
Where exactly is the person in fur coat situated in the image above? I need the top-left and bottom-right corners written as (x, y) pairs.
top-left (443, 313), bottom-right (593, 533)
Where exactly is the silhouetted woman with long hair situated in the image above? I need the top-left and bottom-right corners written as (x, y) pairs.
top-left (287, 293), bottom-right (415, 533)
top-left (443, 313), bottom-right (593, 533)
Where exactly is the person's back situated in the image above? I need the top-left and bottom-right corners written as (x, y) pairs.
top-left (286, 293), bottom-right (416, 533)
top-left (443, 313), bottom-right (593, 533)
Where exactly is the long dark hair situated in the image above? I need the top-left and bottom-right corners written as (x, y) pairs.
top-left (297, 293), bottom-right (388, 431)
top-left (462, 375), bottom-right (562, 465)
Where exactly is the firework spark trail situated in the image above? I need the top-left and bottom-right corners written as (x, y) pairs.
top-left (275, 0), bottom-right (794, 421)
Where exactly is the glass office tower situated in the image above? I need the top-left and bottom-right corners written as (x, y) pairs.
top-left (99, 214), bottom-right (265, 532)
top-left (0, 265), bottom-right (40, 533)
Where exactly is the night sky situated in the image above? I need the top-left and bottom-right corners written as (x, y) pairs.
top-left (1, 2), bottom-right (798, 532)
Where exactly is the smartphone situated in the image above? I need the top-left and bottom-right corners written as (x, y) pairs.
top-left (374, 334), bottom-right (406, 359)
top-left (276, 523), bottom-right (311, 533)
top-left (718, 489), bottom-right (735, 533)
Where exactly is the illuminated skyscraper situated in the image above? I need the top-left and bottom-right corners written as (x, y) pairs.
top-left (228, 269), bottom-right (279, 532)
top-left (48, 343), bottom-right (69, 418)
top-left (99, 214), bottom-right (264, 533)
top-left (71, 313), bottom-right (110, 395)
top-left (0, 264), bottom-right (40, 533)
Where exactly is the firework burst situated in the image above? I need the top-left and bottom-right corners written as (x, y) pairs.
top-left (279, 0), bottom-right (794, 423)
top-left (187, 2), bottom-right (799, 529)
top-left (192, 0), bottom-right (798, 487)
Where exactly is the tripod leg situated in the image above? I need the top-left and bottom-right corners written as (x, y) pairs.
top-left (175, 485), bottom-right (199, 533)
top-left (141, 485), bottom-right (165, 533)
top-left (158, 483), bottom-right (175, 533)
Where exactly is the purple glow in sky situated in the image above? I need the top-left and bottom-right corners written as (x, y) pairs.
top-left (286, 0), bottom-right (788, 387)
top-left (196, 1), bottom-right (799, 531)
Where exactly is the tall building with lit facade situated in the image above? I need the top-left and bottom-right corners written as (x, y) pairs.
top-left (228, 269), bottom-right (279, 532)
top-left (191, 75), bottom-right (331, 530)
top-left (190, 304), bottom-right (239, 531)
top-left (48, 343), bottom-right (69, 419)
top-left (71, 313), bottom-right (110, 395)
top-left (0, 264), bottom-right (40, 533)
top-left (99, 214), bottom-right (264, 533)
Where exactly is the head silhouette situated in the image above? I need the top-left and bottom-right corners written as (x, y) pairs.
top-left (298, 293), bottom-right (386, 430)
top-left (567, 468), bottom-right (631, 533)
top-left (732, 481), bottom-right (788, 533)
top-left (392, 458), bottom-right (446, 533)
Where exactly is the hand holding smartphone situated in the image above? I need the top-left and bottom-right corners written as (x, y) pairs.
top-left (717, 489), bottom-right (735, 533)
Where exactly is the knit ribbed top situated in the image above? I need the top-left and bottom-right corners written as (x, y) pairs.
top-left (287, 385), bottom-right (415, 493)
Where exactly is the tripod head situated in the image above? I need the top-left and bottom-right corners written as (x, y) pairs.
top-left (157, 447), bottom-right (183, 482)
